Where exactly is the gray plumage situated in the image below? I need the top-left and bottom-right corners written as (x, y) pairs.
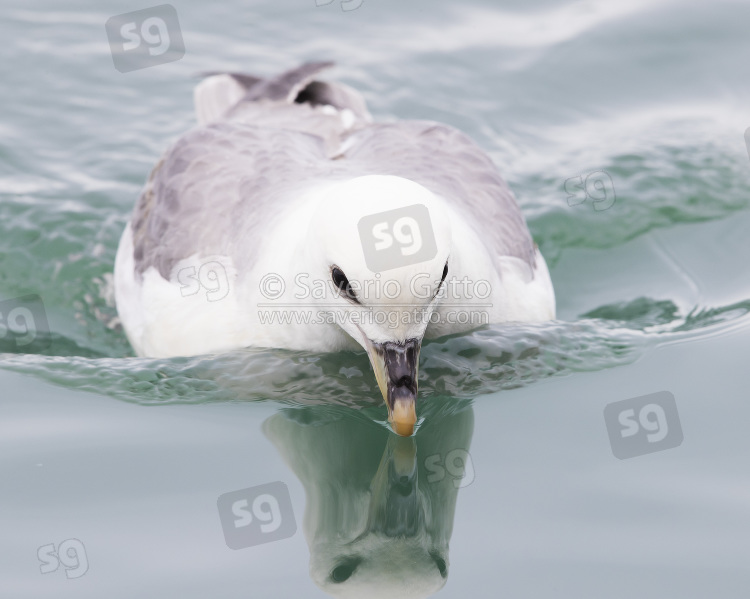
top-left (131, 62), bottom-right (536, 280)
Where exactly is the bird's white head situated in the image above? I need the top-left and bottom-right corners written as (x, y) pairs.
top-left (307, 175), bottom-right (452, 436)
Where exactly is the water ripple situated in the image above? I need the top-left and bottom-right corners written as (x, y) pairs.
top-left (2, 298), bottom-right (747, 409)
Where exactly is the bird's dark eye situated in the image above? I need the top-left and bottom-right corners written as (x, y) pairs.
top-left (431, 261), bottom-right (449, 300)
top-left (331, 266), bottom-right (359, 303)
top-left (330, 557), bottom-right (362, 583)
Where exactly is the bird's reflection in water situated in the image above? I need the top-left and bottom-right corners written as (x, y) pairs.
top-left (263, 402), bottom-right (474, 598)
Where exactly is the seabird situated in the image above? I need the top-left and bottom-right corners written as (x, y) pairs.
top-left (114, 62), bottom-right (555, 436)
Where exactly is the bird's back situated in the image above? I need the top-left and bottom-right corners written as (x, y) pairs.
top-left (130, 62), bottom-right (536, 282)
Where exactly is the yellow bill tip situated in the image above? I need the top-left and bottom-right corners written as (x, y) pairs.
top-left (390, 400), bottom-right (417, 436)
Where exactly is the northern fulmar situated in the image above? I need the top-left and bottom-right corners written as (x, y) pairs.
top-left (114, 62), bottom-right (556, 436)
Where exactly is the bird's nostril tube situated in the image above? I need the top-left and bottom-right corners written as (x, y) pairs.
top-left (395, 375), bottom-right (413, 389)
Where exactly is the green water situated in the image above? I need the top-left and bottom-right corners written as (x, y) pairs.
top-left (2, 0), bottom-right (750, 597)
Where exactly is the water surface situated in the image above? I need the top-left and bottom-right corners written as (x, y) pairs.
top-left (2, 0), bottom-right (750, 597)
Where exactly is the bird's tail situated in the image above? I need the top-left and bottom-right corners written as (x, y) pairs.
top-left (193, 61), bottom-right (371, 125)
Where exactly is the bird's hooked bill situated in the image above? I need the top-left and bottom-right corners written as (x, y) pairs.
top-left (365, 337), bottom-right (420, 436)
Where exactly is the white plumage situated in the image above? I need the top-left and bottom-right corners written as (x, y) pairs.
top-left (114, 62), bottom-right (555, 435)
top-left (115, 62), bottom-right (554, 358)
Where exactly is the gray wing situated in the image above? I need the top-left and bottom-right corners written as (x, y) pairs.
top-left (131, 122), bottom-right (349, 278)
top-left (338, 121), bottom-right (537, 269)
